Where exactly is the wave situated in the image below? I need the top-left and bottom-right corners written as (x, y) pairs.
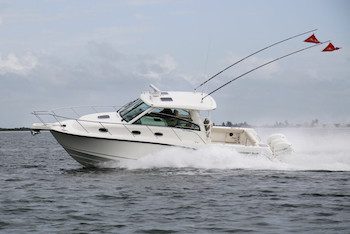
top-left (101, 128), bottom-right (350, 171)
top-left (114, 146), bottom-right (350, 172)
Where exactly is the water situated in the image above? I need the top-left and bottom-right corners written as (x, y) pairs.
top-left (1, 128), bottom-right (349, 233)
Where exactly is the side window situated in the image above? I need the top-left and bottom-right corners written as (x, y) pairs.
top-left (174, 109), bottom-right (191, 120)
top-left (133, 108), bottom-right (199, 131)
top-left (175, 119), bottom-right (200, 130)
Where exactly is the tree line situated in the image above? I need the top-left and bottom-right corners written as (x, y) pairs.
top-left (218, 119), bottom-right (350, 128)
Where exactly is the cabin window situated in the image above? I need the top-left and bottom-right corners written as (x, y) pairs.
top-left (160, 97), bottom-right (173, 102)
top-left (98, 115), bottom-right (110, 119)
top-left (133, 108), bottom-right (199, 131)
top-left (151, 108), bottom-right (191, 120)
top-left (119, 99), bottom-right (150, 122)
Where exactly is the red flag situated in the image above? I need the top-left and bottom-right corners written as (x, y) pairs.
top-left (322, 42), bottom-right (341, 52)
top-left (304, 34), bottom-right (320, 44)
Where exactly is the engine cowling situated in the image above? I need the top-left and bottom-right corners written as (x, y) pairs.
top-left (267, 133), bottom-right (293, 156)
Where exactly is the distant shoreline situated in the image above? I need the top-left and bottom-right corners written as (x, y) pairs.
top-left (0, 127), bottom-right (31, 132)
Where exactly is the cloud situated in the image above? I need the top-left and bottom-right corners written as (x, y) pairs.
top-left (86, 41), bottom-right (125, 61)
top-left (135, 54), bottom-right (177, 80)
top-left (177, 74), bottom-right (196, 85)
top-left (0, 45), bottom-right (180, 92)
top-left (178, 72), bottom-right (209, 86)
top-left (0, 44), bottom-right (180, 90)
top-left (0, 53), bottom-right (38, 75)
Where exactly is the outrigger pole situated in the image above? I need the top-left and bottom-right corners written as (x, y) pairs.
top-left (194, 29), bottom-right (318, 91)
top-left (201, 40), bottom-right (330, 101)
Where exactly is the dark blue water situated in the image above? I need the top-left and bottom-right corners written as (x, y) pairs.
top-left (1, 130), bottom-right (349, 233)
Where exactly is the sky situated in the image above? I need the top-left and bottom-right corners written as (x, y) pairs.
top-left (0, 0), bottom-right (349, 127)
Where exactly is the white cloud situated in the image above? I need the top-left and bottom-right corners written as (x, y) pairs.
top-left (86, 41), bottom-right (125, 61)
top-left (178, 72), bottom-right (208, 86)
top-left (178, 74), bottom-right (196, 85)
top-left (136, 55), bottom-right (177, 80)
top-left (0, 53), bottom-right (38, 75)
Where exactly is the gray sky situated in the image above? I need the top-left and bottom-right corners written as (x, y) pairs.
top-left (0, 0), bottom-right (349, 127)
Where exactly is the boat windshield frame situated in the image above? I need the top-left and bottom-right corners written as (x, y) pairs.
top-left (119, 98), bottom-right (151, 122)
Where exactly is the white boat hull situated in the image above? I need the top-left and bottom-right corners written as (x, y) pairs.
top-left (50, 130), bottom-right (174, 167)
top-left (50, 129), bottom-right (278, 167)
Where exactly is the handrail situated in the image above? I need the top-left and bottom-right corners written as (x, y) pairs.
top-left (33, 105), bottom-right (121, 116)
top-left (32, 105), bottom-right (207, 144)
top-left (76, 119), bottom-right (89, 133)
top-left (32, 105), bottom-right (121, 121)
top-left (71, 108), bottom-right (81, 118)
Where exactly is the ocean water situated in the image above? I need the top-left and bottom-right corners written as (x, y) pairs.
top-left (0, 128), bottom-right (349, 233)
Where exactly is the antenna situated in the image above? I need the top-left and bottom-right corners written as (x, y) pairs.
top-left (194, 29), bottom-right (318, 91)
top-left (149, 84), bottom-right (161, 97)
top-left (201, 40), bottom-right (330, 100)
top-left (150, 84), bottom-right (160, 92)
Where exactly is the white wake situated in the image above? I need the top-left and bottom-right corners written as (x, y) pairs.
top-left (117, 145), bottom-right (350, 171)
top-left (108, 128), bottom-right (350, 171)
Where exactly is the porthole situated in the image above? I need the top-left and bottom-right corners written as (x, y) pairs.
top-left (132, 130), bottom-right (141, 135)
top-left (99, 128), bottom-right (108, 133)
top-left (160, 97), bottom-right (173, 102)
top-left (98, 115), bottom-right (110, 119)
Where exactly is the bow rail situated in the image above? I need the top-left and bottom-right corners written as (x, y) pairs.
top-left (32, 105), bottom-right (207, 144)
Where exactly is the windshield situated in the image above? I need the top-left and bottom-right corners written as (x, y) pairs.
top-left (119, 99), bottom-right (150, 122)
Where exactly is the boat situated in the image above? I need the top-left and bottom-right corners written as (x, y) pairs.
top-left (31, 84), bottom-right (293, 167)
top-left (31, 30), bottom-right (340, 167)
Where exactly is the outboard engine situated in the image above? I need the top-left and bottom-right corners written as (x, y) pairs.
top-left (267, 133), bottom-right (293, 156)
